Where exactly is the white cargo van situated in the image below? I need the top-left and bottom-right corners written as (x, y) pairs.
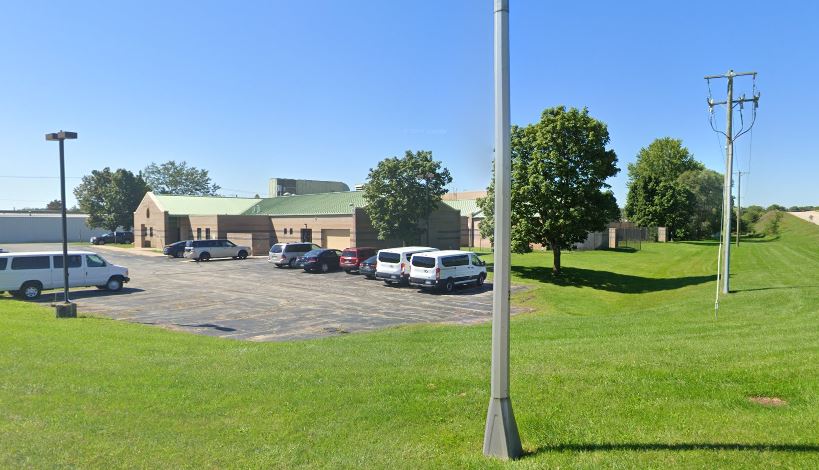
top-left (375, 246), bottom-right (437, 285)
top-left (409, 250), bottom-right (487, 293)
top-left (0, 251), bottom-right (130, 300)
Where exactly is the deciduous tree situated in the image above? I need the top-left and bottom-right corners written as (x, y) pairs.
top-left (363, 150), bottom-right (452, 245)
top-left (142, 160), bottom-right (220, 196)
top-left (479, 106), bottom-right (620, 274)
top-left (73, 168), bottom-right (149, 231)
top-left (624, 138), bottom-right (709, 239)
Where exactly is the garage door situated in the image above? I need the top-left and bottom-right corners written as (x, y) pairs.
top-left (322, 229), bottom-right (350, 250)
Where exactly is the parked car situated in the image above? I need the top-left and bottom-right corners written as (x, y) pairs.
top-left (184, 239), bottom-right (250, 261)
top-left (0, 251), bottom-right (129, 300)
top-left (339, 247), bottom-right (377, 273)
top-left (409, 250), bottom-right (487, 293)
top-left (268, 242), bottom-right (321, 268)
top-left (163, 241), bottom-right (188, 258)
top-left (90, 231), bottom-right (134, 245)
top-left (295, 249), bottom-right (342, 273)
top-left (358, 255), bottom-right (378, 279)
top-left (0, 248), bottom-right (7, 253)
top-left (375, 246), bottom-right (437, 285)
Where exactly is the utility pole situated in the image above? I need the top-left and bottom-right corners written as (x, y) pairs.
top-left (705, 70), bottom-right (760, 295)
top-left (483, 0), bottom-right (523, 460)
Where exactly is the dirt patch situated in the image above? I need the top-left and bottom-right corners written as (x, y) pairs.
top-left (748, 396), bottom-right (788, 407)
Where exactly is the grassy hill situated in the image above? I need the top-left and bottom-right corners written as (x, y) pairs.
top-left (1, 214), bottom-right (817, 468)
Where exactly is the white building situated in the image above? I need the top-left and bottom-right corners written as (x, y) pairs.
top-left (0, 212), bottom-right (109, 243)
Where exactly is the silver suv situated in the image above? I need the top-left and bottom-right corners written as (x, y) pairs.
top-left (184, 239), bottom-right (250, 261)
top-left (268, 242), bottom-right (321, 268)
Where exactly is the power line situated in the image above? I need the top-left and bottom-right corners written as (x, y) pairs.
top-left (0, 175), bottom-right (82, 179)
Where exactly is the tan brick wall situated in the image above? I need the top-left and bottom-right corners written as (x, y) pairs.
top-left (133, 193), bottom-right (168, 248)
top-left (269, 215), bottom-right (354, 247)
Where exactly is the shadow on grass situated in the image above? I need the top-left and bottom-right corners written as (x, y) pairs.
top-left (510, 266), bottom-right (714, 293)
top-left (531, 442), bottom-right (819, 455)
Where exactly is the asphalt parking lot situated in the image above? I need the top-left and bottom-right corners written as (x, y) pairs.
top-left (3, 244), bottom-right (518, 341)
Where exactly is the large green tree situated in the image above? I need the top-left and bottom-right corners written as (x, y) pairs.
top-left (624, 138), bottom-right (709, 239)
top-left (677, 168), bottom-right (723, 238)
top-left (142, 160), bottom-right (220, 195)
top-left (479, 106), bottom-right (620, 274)
top-left (73, 168), bottom-right (149, 231)
top-left (363, 150), bottom-right (452, 245)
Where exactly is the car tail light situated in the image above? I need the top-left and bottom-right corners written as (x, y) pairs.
top-left (308, 257), bottom-right (318, 262)
top-left (435, 267), bottom-right (440, 280)
top-left (400, 262), bottom-right (405, 273)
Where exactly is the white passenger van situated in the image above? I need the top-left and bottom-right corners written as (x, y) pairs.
top-left (409, 250), bottom-right (487, 293)
top-left (0, 251), bottom-right (129, 300)
top-left (375, 246), bottom-right (437, 285)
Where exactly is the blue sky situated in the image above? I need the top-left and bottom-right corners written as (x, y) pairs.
top-left (0, 0), bottom-right (816, 209)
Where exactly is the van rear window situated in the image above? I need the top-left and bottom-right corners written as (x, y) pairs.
top-left (270, 245), bottom-right (283, 253)
top-left (0, 258), bottom-right (7, 270)
top-left (284, 244), bottom-right (307, 253)
top-left (411, 256), bottom-right (435, 268)
top-left (442, 255), bottom-right (469, 267)
top-left (341, 250), bottom-right (356, 257)
top-left (11, 256), bottom-right (50, 270)
top-left (378, 252), bottom-right (400, 263)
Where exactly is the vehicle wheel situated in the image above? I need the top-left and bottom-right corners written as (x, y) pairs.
top-left (288, 258), bottom-right (297, 268)
top-left (20, 282), bottom-right (42, 300)
top-left (321, 263), bottom-right (329, 273)
top-left (106, 276), bottom-right (123, 291)
top-left (444, 278), bottom-right (455, 293)
top-left (100, 240), bottom-right (106, 245)
top-left (238, 250), bottom-right (248, 260)
top-left (198, 252), bottom-right (211, 262)
top-left (477, 273), bottom-right (486, 287)
top-left (175, 251), bottom-right (184, 258)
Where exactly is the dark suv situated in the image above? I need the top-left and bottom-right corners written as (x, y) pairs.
top-left (90, 231), bottom-right (134, 245)
top-left (339, 247), bottom-right (377, 273)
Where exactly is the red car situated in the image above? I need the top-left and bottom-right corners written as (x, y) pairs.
top-left (339, 247), bottom-right (377, 274)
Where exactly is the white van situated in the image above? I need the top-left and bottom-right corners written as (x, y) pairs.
top-left (375, 246), bottom-right (437, 285)
top-left (409, 250), bottom-right (487, 293)
top-left (0, 251), bottom-right (130, 300)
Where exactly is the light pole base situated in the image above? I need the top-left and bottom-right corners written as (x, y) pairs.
top-left (55, 303), bottom-right (77, 318)
top-left (483, 396), bottom-right (523, 459)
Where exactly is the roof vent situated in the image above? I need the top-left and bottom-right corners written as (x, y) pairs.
top-left (354, 183), bottom-right (365, 191)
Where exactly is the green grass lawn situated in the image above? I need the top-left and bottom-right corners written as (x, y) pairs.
top-left (1, 214), bottom-right (817, 468)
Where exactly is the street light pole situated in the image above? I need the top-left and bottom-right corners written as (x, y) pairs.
top-left (46, 130), bottom-right (78, 318)
top-left (483, 0), bottom-right (523, 460)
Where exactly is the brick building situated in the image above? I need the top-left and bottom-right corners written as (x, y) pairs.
top-left (133, 191), bottom-right (461, 255)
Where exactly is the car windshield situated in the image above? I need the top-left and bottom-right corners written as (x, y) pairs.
top-left (303, 249), bottom-right (322, 257)
top-left (341, 250), bottom-right (356, 257)
top-left (378, 252), bottom-right (401, 263)
top-left (270, 245), bottom-right (283, 253)
top-left (412, 256), bottom-right (436, 268)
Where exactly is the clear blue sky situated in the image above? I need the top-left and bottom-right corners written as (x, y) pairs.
top-left (1, 0), bottom-right (816, 209)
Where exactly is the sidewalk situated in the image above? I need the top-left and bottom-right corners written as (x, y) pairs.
top-left (91, 244), bottom-right (166, 257)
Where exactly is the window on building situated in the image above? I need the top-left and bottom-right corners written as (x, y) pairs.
top-left (149, 227), bottom-right (154, 237)
top-left (146, 208), bottom-right (150, 218)
top-left (300, 228), bottom-right (312, 243)
top-left (196, 228), bottom-right (202, 240)
top-left (205, 228), bottom-right (211, 240)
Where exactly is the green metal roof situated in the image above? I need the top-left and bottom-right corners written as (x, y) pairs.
top-left (243, 191), bottom-right (367, 216)
top-left (443, 199), bottom-right (482, 217)
top-left (153, 193), bottom-right (262, 216)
